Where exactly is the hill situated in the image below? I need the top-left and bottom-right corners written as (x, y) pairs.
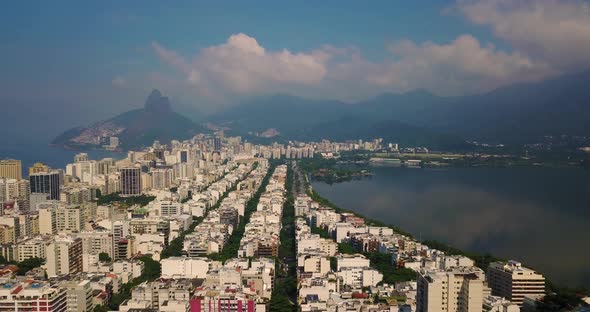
top-left (52, 90), bottom-right (204, 149)
top-left (212, 70), bottom-right (590, 147)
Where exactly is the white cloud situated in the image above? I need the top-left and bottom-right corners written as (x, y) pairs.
top-left (324, 34), bottom-right (543, 96)
top-left (152, 42), bottom-right (189, 72)
top-left (458, 0), bottom-right (590, 71)
top-left (154, 33), bottom-right (541, 99)
top-left (153, 33), bottom-right (328, 98)
top-left (153, 4), bottom-right (590, 102)
top-left (111, 76), bottom-right (127, 87)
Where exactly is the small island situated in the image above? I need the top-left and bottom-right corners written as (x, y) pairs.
top-left (299, 157), bottom-right (373, 184)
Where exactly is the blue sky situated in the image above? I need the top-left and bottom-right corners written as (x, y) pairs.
top-left (1, 1), bottom-right (494, 88)
top-left (1, 0), bottom-right (590, 140)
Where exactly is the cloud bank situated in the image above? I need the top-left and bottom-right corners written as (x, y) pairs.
top-left (151, 0), bottom-right (590, 101)
top-left (458, 0), bottom-right (590, 71)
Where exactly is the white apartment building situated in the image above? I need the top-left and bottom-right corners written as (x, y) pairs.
top-left (440, 255), bottom-right (475, 270)
top-left (59, 280), bottom-right (94, 312)
top-left (487, 260), bottom-right (545, 306)
top-left (336, 254), bottom-right (371, 271)
top-left (55, 205), bottom-right (86, 233)
top-left (45, 236), bottom-right (83, 277)
top-left (113, 259), bottom-right (144, 280)
top-left (159, 201), bottom-right (183, 217)
top-left (160, 256), bottom-right (211, 279)
top-left (483, 295), bottom-right (520, 312)
top-left (79, 230), bottom-right (114, 257)
top-left (338, 267), bottom-right (383, 288)
top-left (301, 255), bottom-right (331, 275)
top-left (133, 233), bottom-right (165, 260)
top-left (17, 237), bottom-right (50, 262)
top-left (417, 267), bottom-right (490, 312)
top-left (66, 160), bottom-right (99, 184)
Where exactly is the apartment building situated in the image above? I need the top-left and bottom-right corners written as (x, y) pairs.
top-left (487, 260), bottom-right (545, 306)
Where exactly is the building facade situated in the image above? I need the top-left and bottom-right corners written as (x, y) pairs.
top-left (119, 167), bottom-right (142, 196)
top-left (0, 159), bottom-right (22, 180)
top-left (487, 261), bottom-right (545, 306)
top-left (30, 171), bottom-right (61, 200)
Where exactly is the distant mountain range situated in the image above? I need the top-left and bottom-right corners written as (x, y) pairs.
top-left (52, 90), bottom-right (204, 149)
top-left (52, 71), bottom-right (590, 151)
top-left (212, 70), bottom-right (590, 148)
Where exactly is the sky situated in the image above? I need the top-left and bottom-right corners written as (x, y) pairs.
top-left (1, 0), bottom-right (590, 141)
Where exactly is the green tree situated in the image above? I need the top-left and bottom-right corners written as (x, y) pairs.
top-left (16, 257), bottom-right (45, 276)
top-left (269, 163), bottom-right (297, 312)
top-left (98, 252), bottom-right (112, 262)
top-left (93, 305), bottom-right (109, 312)
top-left (218, 163), bottom-right (275, 262)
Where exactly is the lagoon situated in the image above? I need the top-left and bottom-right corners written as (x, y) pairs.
top-left (312, 166), bottom-right (590, 287)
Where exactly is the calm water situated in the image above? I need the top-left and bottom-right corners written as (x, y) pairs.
top-left (0, 141), bottom-right (125, 171)
top-left (312, 166), bottom-right (590, 287)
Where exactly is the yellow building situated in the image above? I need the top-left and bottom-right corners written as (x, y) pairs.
top-left (0, 159), bottom-right (22, 180)
top-left (28, 162), bottom-right (50, 175)
top-left (0, 225), bottom-right (16, 244)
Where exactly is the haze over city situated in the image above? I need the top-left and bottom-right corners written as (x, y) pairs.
top-left (3, 0), bottom-right (590, 141)
top-left (0, 1), bottom-right (590, 312)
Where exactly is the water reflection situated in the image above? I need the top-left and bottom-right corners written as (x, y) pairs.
top-left (312, 167), bottom-right (590, 287)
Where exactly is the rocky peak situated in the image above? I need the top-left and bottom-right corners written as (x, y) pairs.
top-left (145, 89), bottom-right (172, 113)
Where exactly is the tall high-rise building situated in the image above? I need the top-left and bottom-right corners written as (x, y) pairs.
top-left (487, 261), bottom-right (545, 306)
top-left (55, 205), bottom-right (85, 233)
top-left (46, 236), bottom-right (83, 277)
top-left (39, 203), bottom-right (58, 235)
top-left (0, 178), bottom-right (29, 203)
top-left (112, 221), bottom-right (130, 260)
top-left (151, 168), bottom-right (173, 190)
top-left (97, 158), bottom-right (116, 175)
top-left (214, 137), bottom-right (222, 151)
top-left (154, 149), bottom-right (165, 161)
top-left (28, 162), bottom-right (50, 175)
top-left (0, 159), bottom-right (22, 180)
top-left (74, 153), bottom-right (89, 163)
top-left (417, 267), bottom-right (490, 312)
top-left (180, 150), bottom-right (189, 163)
top-left (79, 230), bottom-right (114, 257)
top-left (59, 280), bottom-right (93, 312)
top-left (29, 171), bottom-right (61, 200)
top-left (66, 161), bottom-right (98, 184)
top-left (119, 167), bottom-right (142, 196)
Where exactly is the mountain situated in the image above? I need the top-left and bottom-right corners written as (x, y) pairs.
top-left (212, 94), bottom-right (349, 134)
top-left (53, 90), bottom-right (204, 149)
top-left (426, 71), bottom-right (590, 143)
top-left (212, 70), bottom-right (590, 147)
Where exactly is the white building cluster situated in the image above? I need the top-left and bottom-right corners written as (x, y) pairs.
top-left (183, 162), bottom-right (268, 256)
top-left (295, 190), bottom-right (529, 312)
top-left (295, 195), bottom-right (389, 311)
top-left (0, 134), bottom-right (288, 311)
top-left (0, 133), bottom-right (553, 311)
top-left (238, 165), bottom-right (287, 258)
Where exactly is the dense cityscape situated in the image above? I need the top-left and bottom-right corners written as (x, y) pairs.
top-left (0, 134), bottom-right (585, 312)
top-left (4, 0), bottom-right (590, 311)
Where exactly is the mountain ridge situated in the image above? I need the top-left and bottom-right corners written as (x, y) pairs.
top-left (212, 70), bottom-right (590, 146)
top-left (52, 89), bottom-right (204, 149)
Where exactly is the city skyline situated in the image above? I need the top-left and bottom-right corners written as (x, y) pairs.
top-left (0, 2), bottom-right (589, 310)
